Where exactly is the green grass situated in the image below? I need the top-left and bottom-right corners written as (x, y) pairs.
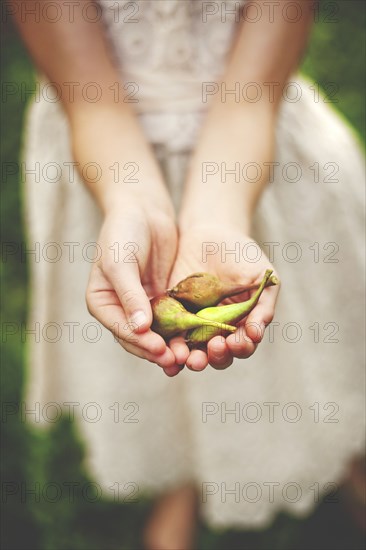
top-left (1, 1), bottom-right (365, 548)
top-left (301, 0), bottom-right (365, 142)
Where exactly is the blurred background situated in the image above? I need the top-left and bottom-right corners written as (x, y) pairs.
top-left (1, 1), bottom-right (365, 549)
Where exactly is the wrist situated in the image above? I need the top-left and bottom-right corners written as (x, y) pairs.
top-left (102, 186), bottom-right (175, 221)
top-left (179, 105), bottom-right (275, 234)
top-left (179, 180), bottom-right (256, 235)
top-left (70, 109), bottom-right (175, 217)
top-left (179, 212), bottom-right (253, 236)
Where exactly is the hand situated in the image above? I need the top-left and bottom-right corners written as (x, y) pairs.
top-left (86, 196), bottom-right (183, 375)
top-left (167, 223), bottom-right (280, 373)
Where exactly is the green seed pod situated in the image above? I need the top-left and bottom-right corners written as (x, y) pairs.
top-left (168, 272), bottom-right (278, 312)
top-left (151, 295), bottom-right (237, 339)
top-left (186, 269), bottom-right (273, 345)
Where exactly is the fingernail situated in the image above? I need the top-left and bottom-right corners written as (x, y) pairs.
top-left (130, 310), bottom-right (147, 329)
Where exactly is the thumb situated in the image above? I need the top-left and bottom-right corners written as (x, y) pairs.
top-left (112, 262), bottom-right (152, 334)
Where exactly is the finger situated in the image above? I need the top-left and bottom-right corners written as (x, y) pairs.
top-left (163, 364), bottom-right (184, 377)
top-left (87, 263), bottom-right (170, 358)
top-left (87, 288), bottom-right (168, 357)
top-left (207, 336), bottom-right (233, 370)
top-left (108, 260), bottom-right (153, 334)
top-left (168, 336), bottom-right (190, 366)
top-left (245, 284), bottom-right (280, 343)
top-left (116, 337), bottom-right (177, 369)
top-left (226, 325), bottom-right (258, 359)
top-left (186, 349), bottom-right (208, 372)
top-left (149, 223), bottom-right (178, 294)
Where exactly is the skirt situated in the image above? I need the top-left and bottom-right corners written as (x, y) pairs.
top-left (23, 76), bottom-right (365, 528)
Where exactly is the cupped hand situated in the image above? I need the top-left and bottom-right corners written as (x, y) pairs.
top-left (167, 223), bottom-right (280, 374)
top-left (86, 197), bottom-right (183, 375)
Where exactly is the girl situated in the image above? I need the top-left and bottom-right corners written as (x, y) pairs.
top-left (13, 1), bottom-right (364, 548)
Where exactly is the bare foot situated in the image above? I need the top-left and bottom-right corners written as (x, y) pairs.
top-left (342, 455), bottom-right (366, 532)
top-left (143, 484), bottom-right (198, 550)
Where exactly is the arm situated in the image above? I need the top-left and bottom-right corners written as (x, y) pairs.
top-left (12, 0), bottom-right (180, 373)
top-left (11, 0), bottom-right (171, 213)
top-left (171, 1), bottom-right (313, 372)
top-left (180, 0), bottom-right (313, 230)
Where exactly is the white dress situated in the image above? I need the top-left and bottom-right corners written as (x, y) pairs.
top-left (24, 0), bottom-right (365, 529)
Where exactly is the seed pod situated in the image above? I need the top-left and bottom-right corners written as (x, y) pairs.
top-left (168, 272), bottom-right (278, 312)
top-left (151, 295), bottom-right (237, 339)
top-left (186, 269), bottom-right (273, 345)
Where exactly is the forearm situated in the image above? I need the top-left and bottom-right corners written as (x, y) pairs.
top-left (180, 0), bottom-right (313, 231)
top-left (12, 0), bottom-right (173, 216)
top-left (70, 103), bottom-right (173, 216)
top-left (180, 101), bottom-right (276, 233)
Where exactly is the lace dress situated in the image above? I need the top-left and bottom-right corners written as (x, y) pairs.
top-left (24, 0), bottom-right (365, 528)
